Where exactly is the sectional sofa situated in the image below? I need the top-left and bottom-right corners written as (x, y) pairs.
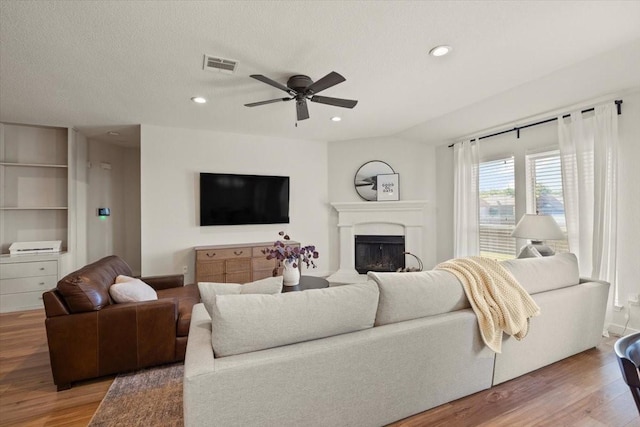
top-left (183, 253), bottom-right (609, 426)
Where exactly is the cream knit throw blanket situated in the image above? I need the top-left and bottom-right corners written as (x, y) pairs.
top-left (436, 257), bottom-right (540, 353)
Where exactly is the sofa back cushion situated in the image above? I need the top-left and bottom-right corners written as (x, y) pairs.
top-left (368, 270), bottom-right (470, 326)
top-left (198, 276), bottom-right (283, 316)
top-left (500, 252), bottom-right (579, 295)
top-left (210, 281), bottom-right (379, 357)
top-left (57, 255), bottom-right (132, 313)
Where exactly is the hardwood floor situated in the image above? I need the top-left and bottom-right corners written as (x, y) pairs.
top-left (0, 309), bottom-right (638, 426)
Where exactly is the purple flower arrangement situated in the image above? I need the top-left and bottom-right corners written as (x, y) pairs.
top-left (262, 231), bottom-right (319, 269)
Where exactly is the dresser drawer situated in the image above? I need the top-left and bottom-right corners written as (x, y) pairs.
top-left (226, 272), bottom-right (252, 284)
top-left (252, 270), bottom-right (276, 281)
top-left (252, 246), bottom-right (273, 257)
top-left (0, 261), bottom-right (58, 279)
top-left (0, 275), bottom-right (57, 294)
top-left (0, 290), bottom-right (45, 312)
top-left (252, 257), bottom-right (277, 271)
top-left (197, 247), bottom-right (251, 261)
top-left (225, 258), bottom-right (251, 273)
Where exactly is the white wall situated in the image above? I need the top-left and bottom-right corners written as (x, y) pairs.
top-left (434, 89), bottom-right (640, 334)
top-left (140, 125), bottom-right (329, 284)
top-left (327, 136), bottom-right (437, 270)
top-left (86, 140), bottom-right (141, 274)
top-left (614, 89), bottom-right (640, 334)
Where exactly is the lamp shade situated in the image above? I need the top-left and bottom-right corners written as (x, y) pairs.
top-left (511, 214), bottom-right (564, 240)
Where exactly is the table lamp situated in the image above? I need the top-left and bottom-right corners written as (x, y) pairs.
top-left (511, 214), bottom-right (564, 258)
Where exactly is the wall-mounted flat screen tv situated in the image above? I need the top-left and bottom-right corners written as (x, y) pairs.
top-left (200, 173), bottom-right (290, 226)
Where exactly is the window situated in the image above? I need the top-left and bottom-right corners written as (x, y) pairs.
top-left (525, 150), bottom-right (569, 253)
top-left (479, 157), bottom-right (516, 260)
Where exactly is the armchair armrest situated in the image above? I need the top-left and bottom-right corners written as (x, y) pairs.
top-left (141, 274), bottom-right (184, 290)
top-left (45, 298), bottom-right (178, 388)
top-left (98, 300), bottom-right (178, 371)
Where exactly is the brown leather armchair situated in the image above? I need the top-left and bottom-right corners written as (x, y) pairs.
top-left (43, 255), bottom-right (199, 390)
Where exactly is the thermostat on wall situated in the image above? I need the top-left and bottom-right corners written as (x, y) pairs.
top-left (97, 208), bottom-right (111, 216)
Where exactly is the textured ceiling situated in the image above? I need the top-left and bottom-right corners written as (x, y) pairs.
top-left (1, 1), bottom-right (639, 145)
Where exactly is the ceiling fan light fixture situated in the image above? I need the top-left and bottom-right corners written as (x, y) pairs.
top-left (191, 96), bottom-right (207, 104)
top-left (429, 45), bottom-right (452, 57)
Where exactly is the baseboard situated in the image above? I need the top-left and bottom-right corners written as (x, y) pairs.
top-left (608, 323), bottom-right (640, 336)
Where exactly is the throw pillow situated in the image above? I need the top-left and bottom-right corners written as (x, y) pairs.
top-left (210, 281), bottom-right (379, 357)
top-left (109, 276), bottom-right (158, 303)
top-left (198, 276), bottom-right (283, 316)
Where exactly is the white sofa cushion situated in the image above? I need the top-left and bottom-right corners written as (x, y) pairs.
top-left (367, 270), bottom-right (470, 326)
top-left (500, 252), bottom-right (579, 295)
top-left (198, 276), bottom-right (283, 316)
top-left (109, 275), bottom-right (158, 303)
top-left (210, 281), bottom-right (379, 357)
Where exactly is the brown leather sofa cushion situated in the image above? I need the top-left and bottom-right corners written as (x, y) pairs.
top-left (57, 255), bottom-right (132, 313)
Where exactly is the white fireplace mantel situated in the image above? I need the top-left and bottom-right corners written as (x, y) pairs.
top-left (327, 200), bottom-right (429, 284)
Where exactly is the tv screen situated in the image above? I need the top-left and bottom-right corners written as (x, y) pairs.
top-left (200, 173), bottom-right (290, 226)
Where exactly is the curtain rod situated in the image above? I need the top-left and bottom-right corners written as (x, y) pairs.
top-left (447, 99), bottom-right (623, 148)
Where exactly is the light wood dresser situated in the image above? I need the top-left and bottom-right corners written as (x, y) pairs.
top-left (195, 241), bottom-right (299, 284)
top-left (0, 254), bottom-right (61, 312)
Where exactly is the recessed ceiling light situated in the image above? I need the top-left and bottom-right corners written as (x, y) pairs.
top-left (429, 45), bottom-right (452, 57)
top-left (191, 96), bottom-right (207, 104)
top-left (107, 131), bottom-right (120, 136)
top-left (331, 116), bottom-right (342, 122)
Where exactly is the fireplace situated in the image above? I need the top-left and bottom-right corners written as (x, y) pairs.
top-left (355, 235), bottom-right (405, 274)
top-left (327, 200), bottom-right (429, 284)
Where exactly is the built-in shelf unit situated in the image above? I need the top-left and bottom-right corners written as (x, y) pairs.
top-left (0, 123), bottom-right (70, 255)
top-left (0, 122), bottom-right (71, 312)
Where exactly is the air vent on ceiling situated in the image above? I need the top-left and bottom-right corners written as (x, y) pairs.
top-left (203, 55), bottom-right (238, 74)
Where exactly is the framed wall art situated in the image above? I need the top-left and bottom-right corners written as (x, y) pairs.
top-left (376, 173), bottom-right (399, 201)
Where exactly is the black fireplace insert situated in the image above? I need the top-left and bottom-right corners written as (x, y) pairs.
top-left (355, 235), bottom-right (405, 274)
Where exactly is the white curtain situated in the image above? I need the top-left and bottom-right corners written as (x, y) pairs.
top-left (558, 102), bottom-right (618, 330)
top-left (453, 139), bottom-right (480, 257)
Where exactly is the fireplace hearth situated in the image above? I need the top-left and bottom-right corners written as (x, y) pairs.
top-left (355, 235), bottom-right (405, 274)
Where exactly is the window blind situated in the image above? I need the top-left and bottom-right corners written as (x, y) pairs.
top-left (479, 157), bottom-right (516, 260)
top-left (526, 151), bottom-right (569, 253)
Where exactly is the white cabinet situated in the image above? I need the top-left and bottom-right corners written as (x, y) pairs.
top-left (0, 255), bottom-right (59, 312)
top-left (0, 123), bottom-right (70, 254)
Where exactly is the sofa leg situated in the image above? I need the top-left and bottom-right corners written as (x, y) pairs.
top-left (57, 383), bottom-right (71, 391)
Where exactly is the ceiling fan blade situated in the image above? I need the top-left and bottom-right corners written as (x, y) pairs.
top-left (304, 71), bottom-right (345, 94)
top-left (296, 99), bottom-right (310, 121)
top-left (310, 95), bottom-right (358, 109)
top-left (244, 97), bottom-right (292, 107)
top-left (250, 75), bottom-right (294, 94)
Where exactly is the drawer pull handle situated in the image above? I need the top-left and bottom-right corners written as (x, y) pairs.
top-left (206, 252), bottom-right (216, 258)
top-left (39, 282), bottom-right (45, 285)
top-left (39, 267), bottom-right (45, 271)
top-left (234, 250), bottom-right (243, 256)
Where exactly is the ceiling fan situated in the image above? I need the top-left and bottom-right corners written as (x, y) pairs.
top-left (244, 71), bottom-right (358, 121)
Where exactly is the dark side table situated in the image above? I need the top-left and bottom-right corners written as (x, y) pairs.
top-left (282, 276), bottom-right (330, 292)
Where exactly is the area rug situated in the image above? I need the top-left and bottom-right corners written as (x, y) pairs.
top-left (88, 363), bottom-right (184, 427)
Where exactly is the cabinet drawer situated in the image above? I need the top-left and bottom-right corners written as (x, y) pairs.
top-left (197, 247), bottom-right (251, 261)
top-left (198, 260), bottom-right (224, 277)
top-left (252, 257), bottom-right (277, 271)
top-left (252, 246), bottom-right (273, 257)
top-left (226, 272), bottom-right (252, 284)
top-left (226, 258), bottom-right (251, 273)
top-left (252, 270), bottom-right (276, 281)
top-left (0, 261), bottom-right (58, 279)
top-left (0, 275), bottom-right (57, 294)
top-left (0, 290), bottom-right (45, 312)
top-left (196, 273), bottom-right (225, 283)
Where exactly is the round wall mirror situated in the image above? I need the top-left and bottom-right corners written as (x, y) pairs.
top-left (354, 160), bottom-right (395, 201)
